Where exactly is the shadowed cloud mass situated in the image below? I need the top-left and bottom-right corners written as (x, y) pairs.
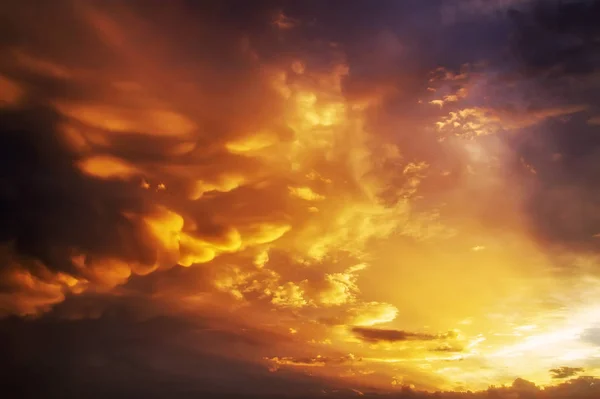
top-left (1, 0), bottom-right (600, 397)
top-left (351, 327), bottom-right (457, 343)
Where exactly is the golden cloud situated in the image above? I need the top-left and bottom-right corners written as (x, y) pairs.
top-left (3, 0), bottom-right (599, 394)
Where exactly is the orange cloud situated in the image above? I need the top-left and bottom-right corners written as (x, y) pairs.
top-left (77, 155), bottom-right (140, 180)
top-left (4, 0), bottom-right (599, 394)
top-left (56, 103), bottom-right (196, 137)
top-left (0, 244), bottom-right (80, 317)
top-left (435, 105), bottom-right (588, 138)
top-left (0, 74), bottom-right (23, 107)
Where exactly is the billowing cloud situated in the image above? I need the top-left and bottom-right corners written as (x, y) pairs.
top-left (0, 0), bottom-right (425, 318)
top-left (2, 0), bottom-right (600, 396)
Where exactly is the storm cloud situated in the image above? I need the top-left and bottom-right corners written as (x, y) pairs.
top-left (2, 0), bottom-right (600, 396)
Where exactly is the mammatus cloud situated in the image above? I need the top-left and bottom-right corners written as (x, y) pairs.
top-left (2, 0), bottom-right (600, 396)
top-left (0, 0), bottom-right (425, 319)
top-left (2, 313), bottom-right (600, 398)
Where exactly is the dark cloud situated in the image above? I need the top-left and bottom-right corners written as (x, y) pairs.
top-left (1, 309), bottom-right (599, 399)
top-left (506, 106), bottom-right (600, 256)
top-left (0, 0), bottom-right (297, 315)
top-left (0, 313), bottom-right (333, 399)
top-left (0, 105), bottom-right (154, 268)
top-left (485, 0), bottom-right (600, 257)
top-left (3, 0), bottom-right (600, 395)
top-left (508, 0), bottom-right (600, 78)
top-left (550, 366), bottom-right (585, 379)
top-left (0, 100), bottom-right (167, 317)
top-left (265, 354), bottom-right (360, 370)
top-left (351, 327), bottom-right (456, 343)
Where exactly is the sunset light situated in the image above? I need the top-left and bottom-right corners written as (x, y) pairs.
top-left (1, 1), bottom-right (600, 398)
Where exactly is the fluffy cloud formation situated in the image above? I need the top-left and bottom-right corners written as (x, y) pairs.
top-left (0, 0), bottom-right (423, 319)
top-left (2, 0), bottom-right (600, 396)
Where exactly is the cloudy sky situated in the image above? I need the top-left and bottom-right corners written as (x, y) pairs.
top-left (1, 0), bottom-right (600, 397)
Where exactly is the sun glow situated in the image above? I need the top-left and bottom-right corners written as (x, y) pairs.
top-left (3, 0), bottom-right (600, 395)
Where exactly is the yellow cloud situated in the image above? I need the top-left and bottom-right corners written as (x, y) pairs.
top-left (226, 131), bottom-right (278, 153)
top-left (288, 186), bottom-right (325, 201)
top-left (270, 282), bottom-right (308, 308)
top-left (6, 5), bottom-right (596, 392)
top-left (56, 103), bottom-right (196, 137)
top-left (191, 175), bottom-right (246, 199)
top-left (77, 155), bottom-right (140, 179)
top-left (347, 302), bottom-right (399, 327)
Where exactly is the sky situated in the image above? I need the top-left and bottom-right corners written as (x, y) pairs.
top-left (1, 0), bottom-right (600, 397)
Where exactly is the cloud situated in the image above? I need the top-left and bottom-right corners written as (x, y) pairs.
top-left (319, 301), bottom-right (399, 327)
top-left (2, 311), bottom-right (598, 399)
top-left (269, 282), bottom-right (308, 308)
top-left (435, 104), bottom-right (588, 138)
top-left (418, 0), bottom-right (600, 263)
top-left (0, 0), bottom-right (430, 318)
top-left (265, 354), bottom-right (359, 372)
top-left (272, 11), bottom-right (299, 30)
top-left (550, 366), bottom-right (585, 379)
top-left (351, 327), bottom-right (456, 343)
top-left (508, 0), bottom-right (600, 78)
top-left (440, 0), bottom-right (532, 26)
top-left (3, 0), bottom-right (600, 395)
top-left (0, 74), bottom-right (23, 107)
top-left (0, 244), bottom-right (75, 316)
top-left (431, 344), bottom-right (464, 353)
top-left (0, 312), bottom-right (337, 398)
